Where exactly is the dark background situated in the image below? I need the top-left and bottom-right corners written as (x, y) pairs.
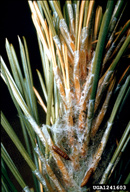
top-left (1, 1), bottom-right (129, 120)
top-left (1, 1), bottom-right (42, 120)
top-left (1, 1), bottom-right (130, 191)
top-left (1, 1), bottom-right (44, 191)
